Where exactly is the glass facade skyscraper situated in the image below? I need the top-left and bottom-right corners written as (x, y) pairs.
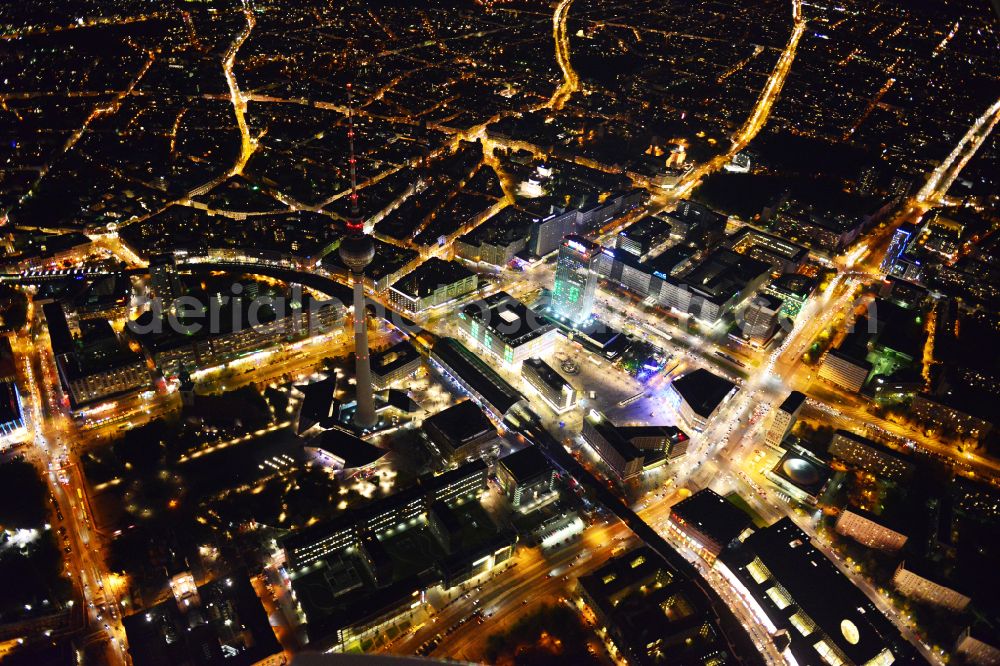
top-left (880, 222), bottom-right (915, 274)
top-left (552, 235), bottom-right (599, 324)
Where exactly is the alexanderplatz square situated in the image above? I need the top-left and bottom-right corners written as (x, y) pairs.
top-left (0, 0), bottom-right (999, 665)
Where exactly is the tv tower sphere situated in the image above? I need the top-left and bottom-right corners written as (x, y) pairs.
top-left (339, 233), bottom-right (374, 273)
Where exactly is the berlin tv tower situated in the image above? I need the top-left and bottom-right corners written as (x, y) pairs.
top-left (338, 83), bottom-right (377, 429)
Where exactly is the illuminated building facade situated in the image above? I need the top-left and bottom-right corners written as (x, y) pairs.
top-left (429, 337), bottom-right (528, 423)
top-left (667, 368), bottom-right (738, 432)
top-left (281, 459), bottom-right (489, 567)
top-left (0, 381), bottom-right (24, 440)
top-left (496, 445), bottom-right (556, 508)
top-left (388, 258), bottom-right (478, 314)
top-left (726, 227), bottom-right (808, 273)
top-left (765, 441), bottom-right (832, 505)
top-left (552, 235), bottom-right (598, 324)
top-left (764, 391), bottom-right (805, 449)
top-left (578, 547), bottom-right (736, 665)
top-left (579, 411), bottom-right (684, 479)
top-left (893, 561), bottom-right (971, 611)
top-left (422, 400), bottom-right (498, 463)
top-left (149, 252), bottom-right (184, 309)
top-left (456, 292), bottom-right (557, 370)
top-left (835, 508), bottom-right (907, 552)
top-left (741, 294), bottom-right (783, 346)
top-left (828, 430), bottom-right (914, 481)
top-left (521, 357), bottom-right (576, 413)
top-left (666, 489), bottom-right (753, 564)
top-left (764, 273), bottom-right (817, 319)
top-left (955, 627), bottom-right (1000, 666)
top-left (580, 410), bottom-right (644, 480)
top-left (371, 340), bottom-right (422, 390)
top-left (46, 303), bottom-right (151, 408)
top-left (880, 222), bottom-right (916, 275)
top-left (721, 518), bottom-right (917, 666)
top-left (819, 348), bottom-right (872, 393)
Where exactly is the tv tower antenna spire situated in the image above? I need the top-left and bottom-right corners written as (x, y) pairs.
top-left (338, 80), bottom-right (377, 430)
top-left (345, 82), bottom-right (363, 231)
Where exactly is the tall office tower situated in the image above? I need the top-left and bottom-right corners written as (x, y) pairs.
top-left (340, 83), bottom-right (377, 429)
top-left (149, 253), bottom-right (183, 310)
top-left (889, 174), bottom-right (914, 201)
top-left (552, 234), bottom-right (598, 324)
top-left (880, 223), bottom-right (915, 274)
top-left (856, 165), bottom-right (878, 196)
top-left (742, 294), bottom-right (783, 345)
top-left (764, 390), bottom-right (806, 449)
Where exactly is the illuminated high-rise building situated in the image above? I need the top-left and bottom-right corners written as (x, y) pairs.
top-left (149, 253), bottom-right (184, 310)
top-left (880, 222), bottom-right (916, 274)
top-left (552, 234), bottom-right (598, 324)
top-left (764, 390), bottom-right (805, 449)
top-left (741, 294), bottom-right (782, 346)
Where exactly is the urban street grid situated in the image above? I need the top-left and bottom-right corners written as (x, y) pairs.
top-left (0, 1), bottom-right (998, 665)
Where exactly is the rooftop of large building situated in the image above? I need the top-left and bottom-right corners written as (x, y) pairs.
top-left (122, 570), bottom-right (281, 666)
top-left (727, 226), bottom-right (808, 264)
top-left (778, 390), bottom-right (806, 414)
top-left (669, 488), bottom-right (753, 548)
top-left (460, 291), bottom-right (555, 349)
top-left (41, 301), bottom-right (74, 355)
top-left (724, 518), bottom-right (914, 665)
top-left (498, 445), bottom-right (552, 484)
top-left (871, 299), bottom-right (926, 360)
top-left (0, 338), bottom-right (14, 381)
top-left (771, 443), bottom-right (831, 497)
top-left (4, 230), bottom-right (92, 263)
top-left (678, 248), bottom-right (772, 304)
top-left (67, 319), bottom-right (145, 376)
top-left (750, 293), bottom-right (783, 313)
top-left (430, 337), bottom-right (525, 418)
top-left (561, 234), bottom-right (601, 257)
top-left (578, 546), bottom-right (734, 664)
top-left (830, 429), bottom-right (911, 465)
top-left (128, 290), bottom-right (335, 354)
top-left (584, 412), bottom-right (643, 461)
top-left (459, 206), bottom-right (532, 245)
top-left (664, 200), bottom-right (727, 226)
top-left (829, 317), bottom-right (876, 363)
top-left (390, 257), bottom-right (474, 299)
top-left (0, 381), bottom-right (22, 426)
top-left (322, 236), bottom-right (418, 282)
top-left (371, 339), bottom-right (421, 377)
top-left (840, 504), bottom-right (907, 534)
top-left (617, 424), bottom-right (689, 445)
top-left (767, 272), bottom-right (818, 299)
top-left (644, 245), bottom-right (695, 278)
top-left (291, 501), bottom-right (512, 648)
top-left (618, 215), bottom-right (671, 244)
top-left (671, 368), bottom-right (737, 418)
top-left (42, 301), bottom-right (145, 390)
top-left (294, 376), bottom-right (340, 433)
top-left (422, 399), bottom-right (495, 447)
top-left (522, 357), bottom-right (572, 393)
top-left (310, 427), bottom-right (387, 469)
top-left (281, 458), bottom-right (489, 559)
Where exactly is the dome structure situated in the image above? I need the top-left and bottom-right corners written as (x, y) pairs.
top-left (339, 233), bottom-right (375, 273)
top-left (781, 457), bottom-right (821, 486)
